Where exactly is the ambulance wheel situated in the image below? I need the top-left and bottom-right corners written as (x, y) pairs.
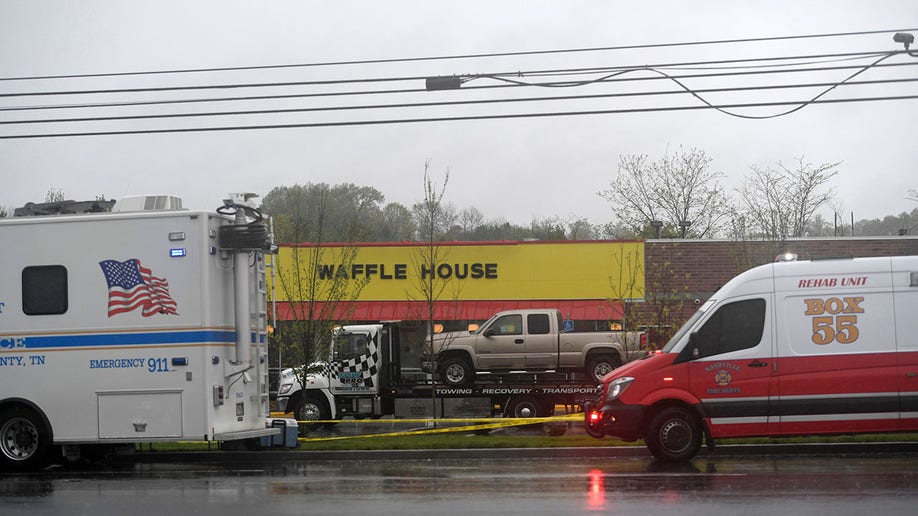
top-left (439, 357), bottom-right (473, 387)
top-left (645, 406), bottom-right (702, 462)
top-left (294, 395), bottom-right (331, 430)
top-left (587, 354), bottom-right (621, 382)
top-left (0, 406), bottom-right (53, 471)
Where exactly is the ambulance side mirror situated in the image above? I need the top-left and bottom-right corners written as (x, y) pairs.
top-left (674, 333), bottom-right (700, 364)
top-left (689, 332), bottom-right (701, 359)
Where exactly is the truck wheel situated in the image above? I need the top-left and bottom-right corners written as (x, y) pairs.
top-left (0, 406), bottom-right (53, 471)
top-left (439, 357), bottom-right (473, 387)
top-left (645, 406), bottom-right (702, 462)
top-left (587, 354), bottom-right (621, 381)
top-left (507, 398), bottom-right (542, 418)
top-left (294, 395), bottom-right (331, 430)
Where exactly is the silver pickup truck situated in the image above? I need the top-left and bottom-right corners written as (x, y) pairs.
top-left (424, 308), bottom-right (645, 386)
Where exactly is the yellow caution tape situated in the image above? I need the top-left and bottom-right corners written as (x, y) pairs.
top-left (289, 413), bottom-right (582, 441)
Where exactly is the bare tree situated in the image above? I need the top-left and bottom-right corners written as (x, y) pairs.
top-left (410, 160), bottom-right (453, 350)
top-left (599, 147), bottom-right (731, 238)
top-left (44, 188), bottom-right (65, 203)
top-left (737, 157), bottom-right (839, 240)
top-left (458, 207), bottom-right (484, 233)
top-left (407, 161), bottom-right (466, 418)
top-left (265, 186), bottom-right (369, 421)
top-left (606, 243), bottom-right (647, 362)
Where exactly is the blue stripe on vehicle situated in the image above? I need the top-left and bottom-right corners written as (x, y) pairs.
top-left (18, 331), bottom-right (238, 349)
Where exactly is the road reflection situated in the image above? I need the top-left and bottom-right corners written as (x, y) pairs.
top-left (4, 453), bottom-right (918, 515)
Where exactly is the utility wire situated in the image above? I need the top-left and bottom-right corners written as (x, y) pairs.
top-left (4, 77), bottom-right (915, 126)
top-left (2, 95), bottom-right (914, 140)
top-left (0, 50), bottom-right (903, 98)
top-left (1, 27), bottom-right (914, 82)
top-left (2, 60), bottom-right (915, 113)
top-left (482, 51), bottom-right (902, 119)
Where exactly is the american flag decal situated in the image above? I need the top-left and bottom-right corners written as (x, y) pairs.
top-left (99, 259), bottom-right (179, 317)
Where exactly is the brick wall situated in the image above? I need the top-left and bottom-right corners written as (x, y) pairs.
top-left (636, 237), bottom-right (918, 347)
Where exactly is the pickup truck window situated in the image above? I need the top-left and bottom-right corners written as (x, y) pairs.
top-left (489, 314), bottom-right (523, 336)
top-left (527, 314), bottom-right (550, 335)
top-left (693, 298), bottom-right (766, 358)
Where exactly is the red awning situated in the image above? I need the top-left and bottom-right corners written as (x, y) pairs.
top-left (272, 299), bottom-right (624, 322)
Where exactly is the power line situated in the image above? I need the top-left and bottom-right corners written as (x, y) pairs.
top-left (0, 49), bottom-right (902, 98)
top-left (3, 59), bottom-right (915, 114)
top-left (2, 95), bottom-right (914, 140)
top-left (1, 27), bottom-right (914, 83)
top-left (4, 77), bottom-right (915, 127)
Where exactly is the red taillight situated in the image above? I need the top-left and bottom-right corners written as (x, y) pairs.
top-left (589, 411), bottom-right (602, 422)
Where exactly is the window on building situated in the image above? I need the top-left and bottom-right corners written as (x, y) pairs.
top-left (22, 265), bottom-right (68, 315)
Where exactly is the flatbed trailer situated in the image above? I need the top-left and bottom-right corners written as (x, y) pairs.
top-left (276, 322), bottom-right (602, 423)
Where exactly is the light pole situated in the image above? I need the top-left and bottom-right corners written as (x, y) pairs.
top-left (650, 220), bottom-right (663, 238)
top-left (679, 220), bottom-right (692, 238)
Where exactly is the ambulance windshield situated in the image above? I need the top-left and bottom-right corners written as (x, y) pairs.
top-left (661, 305), bottom-right (708, 353)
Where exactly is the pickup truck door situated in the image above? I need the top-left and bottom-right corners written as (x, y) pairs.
top-left (523, 312), bottom-right (558, 369)
top-left (476, 314), bottom-right (526, 370)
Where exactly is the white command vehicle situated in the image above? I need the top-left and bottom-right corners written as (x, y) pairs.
top-left (584, 255), bottom-right (918, 461)
top-left (0, 196), bottom-right (278, 470)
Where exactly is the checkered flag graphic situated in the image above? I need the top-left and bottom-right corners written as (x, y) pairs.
top-left (319, 338), bottom-right (380, 388)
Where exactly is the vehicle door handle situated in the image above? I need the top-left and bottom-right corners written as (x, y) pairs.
top-left (747, 360), bottom-right (768, 368)
top-left (515, 339), bottom-right (524, 344)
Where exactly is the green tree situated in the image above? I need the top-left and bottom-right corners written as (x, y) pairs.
top-left (262, 183), bottom-right (385, 243)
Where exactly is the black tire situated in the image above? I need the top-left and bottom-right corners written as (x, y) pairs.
top-left (293, 394), bottom-right (331, 430)
top-left (586, 353), bottom-right (622, 382)
top-left (644, 406), bottom-right (703, 462)
top-left (0, 406), bottom-right (53, 471)
top-left (507, 397), bottom-right (543, 418)
top-left (439, 356), bottom-right (474, 387)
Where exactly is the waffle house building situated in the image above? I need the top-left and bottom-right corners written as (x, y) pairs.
top-left (270, 237), bottom-right (918, 337)
top-left (270, 240), bottom-right (645, 331)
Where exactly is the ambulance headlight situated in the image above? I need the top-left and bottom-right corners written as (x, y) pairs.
top-left (278, 383), bottom-right (293, 395)
top-left (605, 377), bottom-right (634, 402)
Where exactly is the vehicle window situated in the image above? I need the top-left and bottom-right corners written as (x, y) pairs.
top-left (489, 314), bottom-right (522, 336)
top-left (22, 265), bottom-right (68, 315)
top-left (693, 298), bottom-right (765, 358)
top-left (335, 333), bottom-right (370, 359)
top-left (527, 314), bottom-right (550, 335)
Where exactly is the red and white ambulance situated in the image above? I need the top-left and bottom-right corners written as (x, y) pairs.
top-left (584, 254), bottom-right (918, 461)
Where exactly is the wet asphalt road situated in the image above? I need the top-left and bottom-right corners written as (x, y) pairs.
top-left (4, 446), bottom-right (918, 515)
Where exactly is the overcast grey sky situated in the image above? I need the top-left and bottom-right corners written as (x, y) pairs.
top-left (1, 1), bottom-right (916, 227)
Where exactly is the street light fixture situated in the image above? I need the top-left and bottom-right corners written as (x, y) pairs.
top-left (678, 220), bottom-right (692, 238)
